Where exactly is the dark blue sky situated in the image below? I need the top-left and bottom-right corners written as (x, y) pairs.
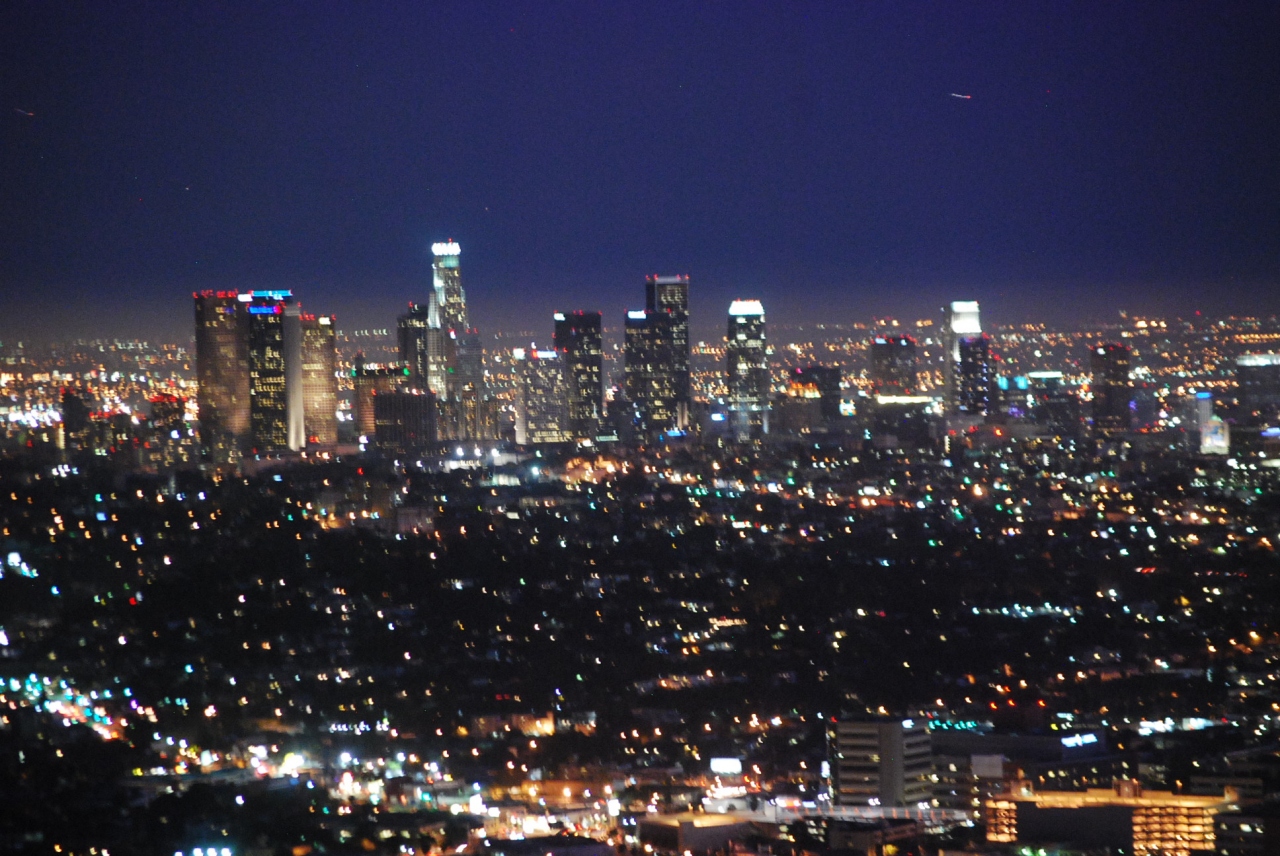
top-left (2, 2), bottom-right (1278, 343)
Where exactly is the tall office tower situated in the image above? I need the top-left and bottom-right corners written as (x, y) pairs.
top-left (453, 388), bottom-right (500, 442)
top-left (514, 348), bottom-right (569, 445)
top-left (956, 334), bottom-right (993, 416)
top-left (725, 300), bottom-right (769, 441)
top-left (1090, 342), bottom-right (1133, 431)
top-left (794, 365), bottom-right (843, 423)
top-left (352, 354), bottom-right (407, 440)
top-left (943, 300), bottom-right (982, 410)
top-left (194, 290), bottom-right (250, 463)
top-left (554, 310), bottom-right (604, 440)
top-left (869, 334), bottom-right (918, 395)
top-left (431, 241), bottom-right (467, 331)
top-left (1025, 371), bottom-right (1080, 436)
top-left (243, 290), bottom-right (304, 453)
top-left (828, 718), bottom-right (932, 807)
top-left (1237, 353), bottom-right (1280, 423)
top-left (374, 390), bottom-right (436, 455)
top-left (423, 241), bottom-right (466, 396)
top-left (623, 309), bottom-right (679, 439)
top-left (454, 328), bottom-right (486, 395)
top-left (397, 302), bottom-right (432, 389)
top-left (645, 274), bottom-right (691, 426)
top-left (300, 314), bottom-right (338, 446)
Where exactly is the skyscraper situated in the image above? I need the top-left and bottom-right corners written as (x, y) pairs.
top-left (943, 300), bottom-right (982, 411)
top-left (1025, 371), bottom-right (1080, 436)
top-left (373, 390), bottom-right (436, 455)
top-left (956, 334), bottom-right (993, 416)
top-left (300, 314), bottom-right (337, 446)
top-left (870, 334), bottom-right (918, 395)
top-left (431, 241), bottom-right (467, 332)
top-left (793, 365), bottom-right (843, 424)
top-left (554, 311), bottom-right (603, 441)
top-left (453, 328), bottom-right (486, 397)
top-left (426, 241), bottom-right (466, 396)
top-left (397, 302), bottom-right (432, 390)
top-left (1090, 342), bottom-right (1132, 431)
top-left (645, 274), bottom-right (690, 426)
top-left (623, 309), bottom-right (678, 440)
top-left (1237, 353), bottom-right (1280, 423)
top-left (514, 348), bottom-right (569, 445)
top-left (243, 290), bottom-right (304, 453)
top-left (725, 299), bottom-right (769, 441)
top-left (194, 290), bottom-right (250, 464)
top-left (352, 354), bottom-right (407, 441)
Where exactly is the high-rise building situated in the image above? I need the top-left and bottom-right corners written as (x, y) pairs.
top-left (194, 290), bottom-right (250, 463)
top-left (1024, 371), bottom-right (1080, 436)
top-left (828, 718), bottom-right (933, 807)
top-left (623, 309), bottom-right (679, 440)
top-left (645, 274), bottom-right (690, 426)
top-left (1090, 342), bottom-right (1132, 432)
top-left (243, 290), bottom-right (304, 453)
top-left (453, 328), bottom-right (486, 396)
top-left (300, 314), bottom-right (337, 446)
top-left (432, 241), bottom-right (467, 332)
top-left (943, 300), bottom-right (982, 410)
top-left (514, 348), bottom-right (569, 445)
top-left (956, 334), bottom-right (993, 416)
top-left (1237, 353), bottom-right (1280, 423)
top-left (725, 300), bottom-right (769, 441)
top-left (352, 354), bottom-right (408, 441)
top-left (425, 241), bottom-right (466, 396)
top-left (870, 334), bottom-right (918, 395)
top-left (374, 390), bottom-right (436, 455)
top-left (554, 311), bottom-right (603, 440)
top-left (397, 302), bottom-right (432, 390)
top-left (793, 365), bottom-right (844, 424)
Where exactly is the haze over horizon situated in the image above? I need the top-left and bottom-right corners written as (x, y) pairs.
top-left (2, 3), bottom-right (1278, 343)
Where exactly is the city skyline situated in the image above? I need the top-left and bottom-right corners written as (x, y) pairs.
top-left (2, 3), bottom-right (1279, 342)
top-left (7, 6), bottom-right (1280, 851)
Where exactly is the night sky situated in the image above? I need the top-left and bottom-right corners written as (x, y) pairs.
top-left (2, 2), bottom-right (1278, 344)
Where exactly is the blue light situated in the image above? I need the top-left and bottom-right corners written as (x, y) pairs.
top-left (248, 306), bottom-right (279, 315)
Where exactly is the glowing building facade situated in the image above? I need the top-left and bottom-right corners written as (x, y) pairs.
top-left (624, 309), bottom-right (679, 440)
top-left (943, 300), bottom-right (982, 410)
top-left (514, 348), bottom-right (569, 445)
top-left (300, 314), bottom-right (337, 446)
top-left (870, 334), bottom-right (917, 395)
top-left (194, 290), bottom-right (250, 464)
top-left (985, 779), bottom-right (1236, 854)
top-left (1091, 342), bottom-right (1133, 431)
top-left (243, 290), bottom-right (304, 453)
top-left (956, 334), bottom-right (993, 416)
top-left (554, 311), bottom-right (603, 441)
top-left (645, 275), bottom-right (690, 427)
top-left (725, 299), bottom-right (768, 441)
